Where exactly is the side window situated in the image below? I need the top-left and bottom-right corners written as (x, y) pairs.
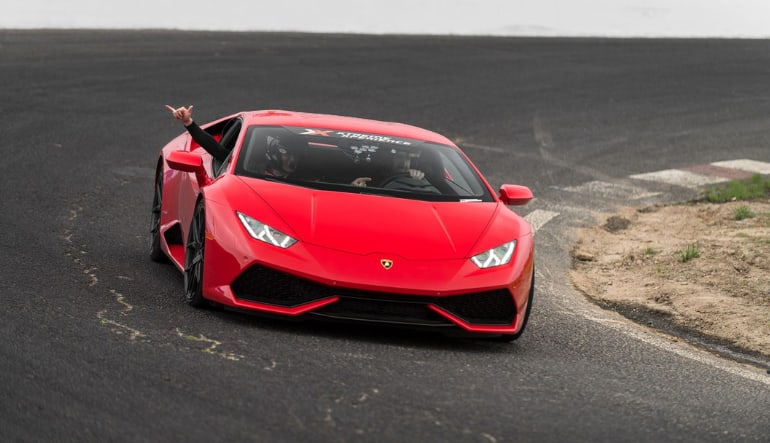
top-left (219, 119), bottom-right (243, 152)
top-left (215, 151), bottom-right (234, 178)
top-left (211, 119), bottom-right (242, 175)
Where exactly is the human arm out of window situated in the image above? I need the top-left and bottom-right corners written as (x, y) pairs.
top-left (166, 104), bottom-right (229, 162)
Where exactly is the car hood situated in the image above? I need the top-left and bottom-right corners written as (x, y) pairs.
top-left (236, 178), bottom-right (511, 260)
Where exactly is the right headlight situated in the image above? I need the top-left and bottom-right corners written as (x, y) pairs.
top-left (237, 211), bottom-right (297, 249)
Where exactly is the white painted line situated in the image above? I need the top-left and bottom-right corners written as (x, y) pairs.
top-left (580, 312), bottom-right (770, 387)
top-left (525, 209), bottom-right (559, 233)
top-left (629, 169), bottom-right (729, 189)
top-left (711, 159), bottom-right (770, 175)
top-left (561, 180), bottom-right (661, 200)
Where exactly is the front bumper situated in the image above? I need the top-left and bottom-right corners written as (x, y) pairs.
top-left (201, 211), bottom-right (534, 335)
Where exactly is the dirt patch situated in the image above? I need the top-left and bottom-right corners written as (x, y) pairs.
top-left (571, 199), bottom-right (770, 359)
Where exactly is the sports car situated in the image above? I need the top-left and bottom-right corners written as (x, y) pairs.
top-left (150, 110), bottom-right (535, 340)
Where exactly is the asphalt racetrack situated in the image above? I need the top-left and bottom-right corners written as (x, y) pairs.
top-left (2, 30), bottom-right (770, 442)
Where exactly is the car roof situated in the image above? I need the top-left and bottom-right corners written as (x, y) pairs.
top-left (240, 110), bottom-right (456, 146)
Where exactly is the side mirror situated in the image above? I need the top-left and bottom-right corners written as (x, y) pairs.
top-left (166, 150), bottom-right (212, 187)
top-left (499, 184), bottom-right (533, 206)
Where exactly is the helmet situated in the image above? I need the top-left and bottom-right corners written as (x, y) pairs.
top-left (265, 135), bottom-right (299, 174)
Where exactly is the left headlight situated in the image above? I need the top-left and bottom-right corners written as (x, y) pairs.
top-left (237, 211), bottom-right (297, 248)
top-left (470, 240), bottom-right (516, 268)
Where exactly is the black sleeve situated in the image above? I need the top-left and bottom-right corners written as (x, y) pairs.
top-left (185, 121), bottom-right (229, 162)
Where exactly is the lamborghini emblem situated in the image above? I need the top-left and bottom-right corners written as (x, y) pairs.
top-left (380, 259), bottom-right (393, 270)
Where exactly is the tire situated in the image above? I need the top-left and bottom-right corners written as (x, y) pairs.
top-left (183, 200), bottom-right (208, 307)
top-left (494, 270), bottom-right (535, 342)
top-left (149, 168), bottom-right (167, 262)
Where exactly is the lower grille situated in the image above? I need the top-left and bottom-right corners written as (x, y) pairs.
top-left (231, 264), bottom-right (515, 325)
top-left (433, 290), bottom-right (515, 324)
top-left (313, 296), bottom-right (451, 326)
top-left (231, 265), bottom-right (336, 306)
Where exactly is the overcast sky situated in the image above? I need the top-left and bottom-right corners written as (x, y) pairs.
top-left (3, 0), bottom-right (769, 38)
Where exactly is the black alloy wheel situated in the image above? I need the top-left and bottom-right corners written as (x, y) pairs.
top-left (149, 168), bottom-right (167, 262)
top-left (184, 200), bottom-right (207, 307)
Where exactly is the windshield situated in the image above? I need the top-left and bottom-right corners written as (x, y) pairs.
top-left (234, 125), bottom-right (493, 202)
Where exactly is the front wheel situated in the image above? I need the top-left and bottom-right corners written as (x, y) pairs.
top-left (149, 168), bottom-right (167, 262)
top-left (183, 200), bottom-right (208, 307)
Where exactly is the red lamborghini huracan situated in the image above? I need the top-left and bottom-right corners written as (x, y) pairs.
top-left (150, 110), bottom-right (535, 340)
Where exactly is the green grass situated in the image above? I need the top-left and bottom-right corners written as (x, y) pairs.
top-left (644, 247), bottom-right (659, 255)
top-left (734, 206), bottom-right (755, 220)
top-left (704, 174), bottom-right (770, 203)
top-left (679, 244), bottom-right (700, 263)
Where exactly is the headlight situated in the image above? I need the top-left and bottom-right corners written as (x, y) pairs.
top-left (237, 211), bottom-right (297, 248)
top-left (470, 240), bottom-right (516, 268)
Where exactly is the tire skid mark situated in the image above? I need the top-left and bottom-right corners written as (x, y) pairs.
top-left (533, 112), bottom-right (633, 183)
top-left (454, 140), bottom-right (507, 154)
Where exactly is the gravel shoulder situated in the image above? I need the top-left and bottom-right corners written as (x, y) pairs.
top-left (570, 199), bottom-right (770, 361)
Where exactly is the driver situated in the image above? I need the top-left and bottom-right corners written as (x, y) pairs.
top-left (392, 151), bottom-right (425, 180)
top-left (376, 150), bottom-right (441, 194)
top-left (352, 151), bottom-right (425, 188)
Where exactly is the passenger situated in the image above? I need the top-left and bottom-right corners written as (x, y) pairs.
top-left (263, 135), bottom-right (300, 178)
top-left (166, 104), bottom-right (230, 162)
top-left (169, 104), bottom-right (369, 183)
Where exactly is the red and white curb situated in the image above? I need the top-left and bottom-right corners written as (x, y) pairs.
top-left (527, 159), bottom-right (770, 232)
top-left (630, 159), bottom-right (770, 189)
